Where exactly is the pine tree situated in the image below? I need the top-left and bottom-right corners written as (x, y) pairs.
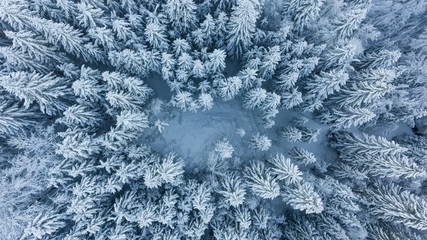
top-left (226, 0), bottom-right (259, 59)
top-left (76, 2), bottom-right (106, 29)
top-left (331, 132), bottom-right (425, 179)
top-left (366, 221), bottom-right (424, 240)
top-left (72, 66), bottom-right (104, 103)
top-left (244, 161), bottom-right (280, 199)
top-left (356, 154), bottom-right (426, 179)
top-left (102, 71), bottom-right (152, 100)
top-left (274, 71), bottom-right (299, 92)
top-left (144, 153), bottom-right (184, 189)
top-left (57, 128), bottom-right (100, 160)
top-left (0, 100), bottom-right (36, 136)
top-left (191, 60), bottom-right (206, 79)
top-left (178, 52), bottom-right (194, 71)
top-left (214, 11), bottom-right (229, 48)
top-left (291, 116), bottom-right (309, 126)
top-left (29, 17), bottom-right (95, 62)
top-left (171, 91), bottom-right (195, 111)
top-left (352, 67), bottom-right (397, 83)
top-left (21, 211), bottom-right (66, 239)
top-left (106, 91), bottom-right (143, 111)
top-left (108, 49), bottom-right (154, 77)
top-left (192, 182), bottom-right (212, 211)
top-left (300, 127), bottom-right (320, 143)
top-left (261, 92), bottom-right (281, 111)
top-left (233, 206), bottom-right (252, 229)
top-left (261, 107), bottom-right (279, 129)
top-left (172, 38), bottom-right (191, 57)
top-left (115, 111), bottom-right (149, 132)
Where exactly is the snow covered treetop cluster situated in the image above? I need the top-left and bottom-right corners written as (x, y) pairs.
top-left (0, 0), bottom-right (427, 239)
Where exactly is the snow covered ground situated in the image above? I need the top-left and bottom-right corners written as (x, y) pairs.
top-left (140, 96), bottom-right (336, 175)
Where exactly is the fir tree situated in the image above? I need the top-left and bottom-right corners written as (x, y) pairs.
top-left (249, 133), bottom-right (272, 151)
top-left (334, 8), bottom-right (367, 39)
top-left (330, 131), bottom-right (408, 157)
top-left (0, 46), bottom-right (51, 73)
top-left (244, 161), bottom-right (280, 199)
top-left (59, 104), bottom-right (101, 128)
top-left (196, 93), bottom-right (214, 111)
top-left (0, 71), bottom-right (71, 115)
top-left (334, 81), bottom-right (395, 108)
top-left (357, 50), bottom-right (401, 69)
top-left (321, 40), bottom-right (359, 69)
top-left (226, 0), bottom-right (259, 59)
top-left (280, 126), bottom-right (302, 143)
top-left (282, 182), bottom-right (324, 214)
top-left (281, 88), bottom-right (303, 109)
top-left (322, 106), bottom-right (375, 129)
top-left (217, 76), bottom-right (242, 101)
top-left (165, 0), bottom-right (197, 34)
top-left (259, 46), bottom-right (281, 80)
top-left (208, 49), bottom-right (227, 75)
top-left (144, 22), bottom-right (169, 50)
top-left (4, 30), bottom-right (64, 65)
top-left (219, 174), bottom-right (246, 207)
top-left (268, 153), bottom-right (303, 184)
top-left (243, 88), bottom-right (267, 109)
top-left (289, 147), bottom-right (317, 165)
top-left (305, 69), bottom-right (349, 102)
top-left (214, 138), bottom-right (234, 160)
top-left (364, 182), bottom-right (427, 231)
top-left (288, 0), bottom-right (324, 31)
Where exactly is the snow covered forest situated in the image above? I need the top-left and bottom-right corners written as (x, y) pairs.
top-left (0, 0), bottom-right (427, 239)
